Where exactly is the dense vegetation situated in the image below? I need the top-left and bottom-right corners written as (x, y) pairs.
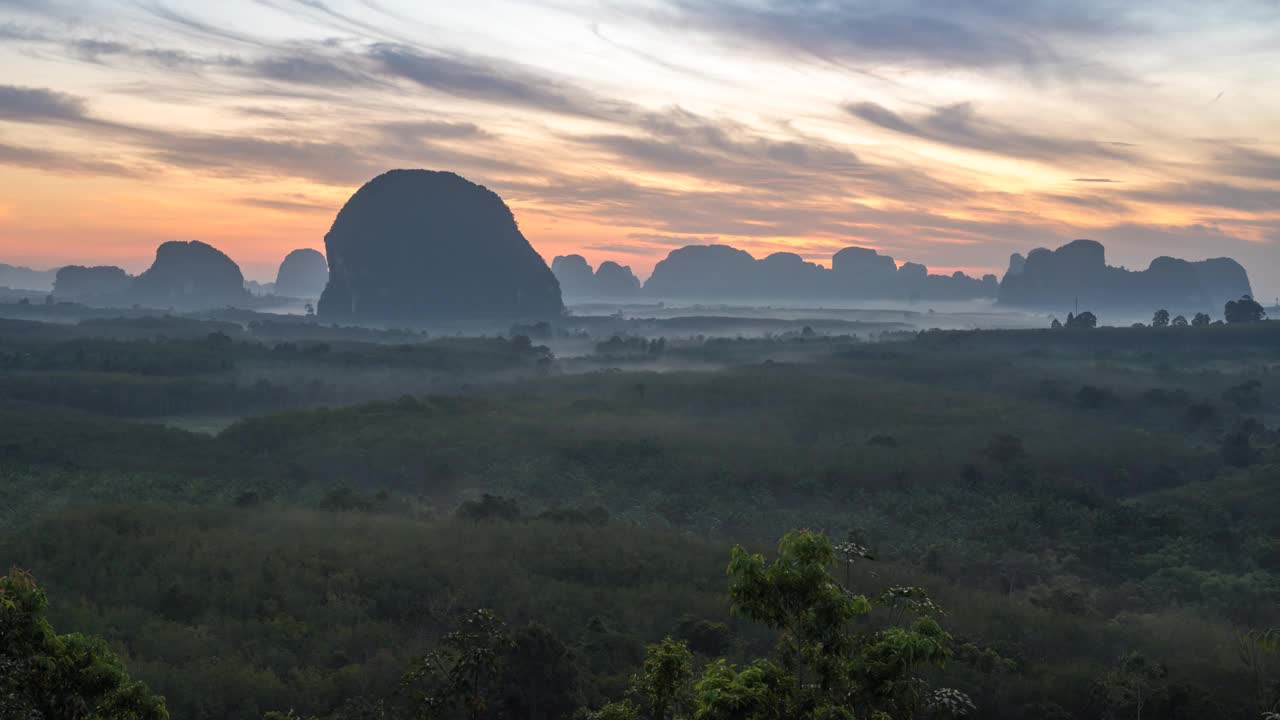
top-left (1, 569), bottom-right (168, 719)
top-left (3, 306), bottom-right (1280, 718)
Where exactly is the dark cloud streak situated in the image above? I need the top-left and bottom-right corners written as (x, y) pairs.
top-left (1214, 146), bottom-right (1280, 182)
top-left (846, 101), bottom-right (1134, 163)
top-left (0, 85), bottom-right (91, 123)
top-left (252, 54), bottom-right (367, 86)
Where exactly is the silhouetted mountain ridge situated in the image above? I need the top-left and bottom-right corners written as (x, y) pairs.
top-left (999, 239), bottom-right (1252, 313)
top-left (551, 254), bottom-right (642, 300)
top-left (567, 243), bottom-right (997, 302)
top-left (53, 265), bottom-right (132, 300)
top-left (0, 263), bottom-right (56, 292)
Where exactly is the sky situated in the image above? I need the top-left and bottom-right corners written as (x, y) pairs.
top-left (0, 0), bottom-right (1277, 294)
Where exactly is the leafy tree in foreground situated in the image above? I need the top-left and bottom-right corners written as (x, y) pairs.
top-left (0, 569), bottom-right (168, 720)
top-left (1152, 309), bottom-right (1170, 327)
top-left (587, 530), bottom-right (966, 720)
top-left (403, 609), bottom-right (512, 720)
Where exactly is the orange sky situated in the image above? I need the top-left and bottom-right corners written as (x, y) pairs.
top-left (0, 1), bottom-right (1277, 291)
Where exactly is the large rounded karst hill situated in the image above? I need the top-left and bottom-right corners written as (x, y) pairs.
top-left (317, 170), bottom-right (563, 322)
top-left (130, 240), bottom-right (248, 308)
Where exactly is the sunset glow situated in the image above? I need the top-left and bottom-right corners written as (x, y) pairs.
top-left (1, 0), bottom-right (1277, 292)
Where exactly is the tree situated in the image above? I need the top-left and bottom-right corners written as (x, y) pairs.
top-left (692, 659), bottom-right (793, 720)
top-left (1223, 379), bottom-right (1263, 410)
top-left (1171, 315), bottom-right (1188, 327)
top-left (455, 494), bottom-right (521, 523)
top-left (1066, 311), bottom-right (1097, 329)
top-left (1192, 312), bottom-right (1211, 327)
top-left (585, 531), bottom-right (965, 720)
top-left (0, 570), bottom-right (169, 720)
top-left (677, 618), bottom-right (732, 657)
top-left (727, 531), bottom-right (872, 693)
top-left (403, 609), bottom-right (512, 720)
top-left (1235, 628), bottom-right (1280, 716)
top-left (1221, 423), bottom-right (1257, 468)
top-left (1050, 318), bottom-right (1063, 329)
top-left (1101, 651), bottom-right (1166, 720)
top-left (1152, 309), bottom-right (1170, 327)
top-left (496, 623), bottom-right (579, 720)
top-left (633, 638), bottom-right (694, 720)
top-left (1225, 295), bottom-right (1266, 324)
top-left (724, 531), bottom-right (959, 719)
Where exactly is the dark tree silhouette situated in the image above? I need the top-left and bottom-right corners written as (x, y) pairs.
top-left (1066, 311), bottom-right (1098, 329)
top-left (1225, 295), bottom-right (1266, 324)
top-left (455, 494), bottom-right (521, 523)
top-left (1152, 309), bottom-right (1170, 327)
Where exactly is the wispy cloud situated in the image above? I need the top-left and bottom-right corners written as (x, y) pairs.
top-left (1214, 146), bottom-right (1280, 182)
top-left (237, 194), bottom-right (335, 213)
top-left (846, 101), bottom-right (1134, 163)
top-left (139, 1), bottom-right (268, 47)
top-left (370, 44), bottom-right (629, 120)
top-left (653, 0), bottom-right (1129, 72)
top-left (0, 140), bottom-right (141, 177)
top-left (69, 38), bottom-right (201, 68)
top-left (252, 53), bottom-right (368, 86)
top-left (1126, 181), bottom-right (1280, 212)
top-left (144, 133), bottom-right (383, 185)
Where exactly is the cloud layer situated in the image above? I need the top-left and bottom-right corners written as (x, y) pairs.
top-left (0, 0), bottom-right (1275, 292)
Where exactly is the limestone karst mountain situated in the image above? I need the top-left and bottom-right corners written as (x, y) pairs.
top-left (318, 170), bottom-right (563, 322)
top-left (639, 244), bottom-right (996, 302)
top-left (999, 239), bottom-right (1252, 313)
top-left (0, 263), bottom-right (56, 292)
top-left (551, 255), bottom-right (641, 300)
top-left (550, 255), bottom-right (596, 298)
top-left (274, 249), bottom-right (328, 299)
top-left (53, 265), bottom-right (132, 300)
top-left (642, 244), bottom-right (761, 299)
top-left (129, 240), bottom-right (249, 309)
top-left (595, 261), bottom-right (642, 296)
